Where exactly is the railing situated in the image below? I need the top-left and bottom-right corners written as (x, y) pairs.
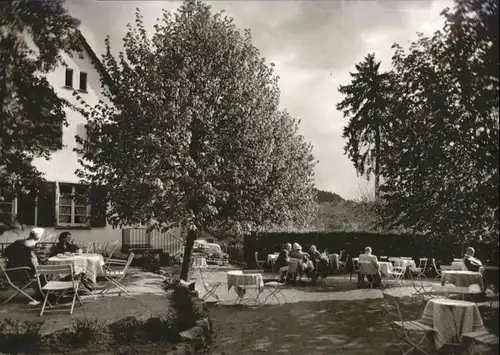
top-left (121, 227), bottom-right (184, 256)
top-left (0, 242), bottom-right (56, 256)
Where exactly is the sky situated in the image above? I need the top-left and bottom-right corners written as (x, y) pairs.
top-left (65, 0), bottom-right (453, 200)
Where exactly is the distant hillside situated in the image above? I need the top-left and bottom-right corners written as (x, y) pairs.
top-left (315, 189), bottom-right (345, 204)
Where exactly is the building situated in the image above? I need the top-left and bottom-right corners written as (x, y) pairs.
top-left (0, 32), bottom-right (182, 254)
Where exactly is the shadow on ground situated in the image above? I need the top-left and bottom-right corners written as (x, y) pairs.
top-left (205, 297), bottom-right (499, 355)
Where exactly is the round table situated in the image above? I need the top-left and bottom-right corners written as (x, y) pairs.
top-left (441, 270), bottom-right (484, 288)
top-left (378, 262), bottom-right (393, 277)
top-left (451, 261), bottom-right (467, 270)
top-left (419, 298), bottom-right (484, 349)
top-left (48, 253), bottom-right (105, 284)
top-left (267, 254), bottom-right (279, 264)
top-left (393, 259), bottom-right (416, 269)
top-left (227, 270), bottom-right (264, 304)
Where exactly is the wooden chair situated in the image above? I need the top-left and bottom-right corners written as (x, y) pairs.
top-left (264, 266), bottom-right (289, 305)
top-left (35, 264), bottom-right (83, 316)
top-left (462, 330), bottom-right (499, 354)
top-left (350, 257), bottom-right (359, 283)
top-left (99, 252), bottom-right (135, 296)
top-left (358, 261), bottom-right (380, 289)
top-left (0, 259), bottom-right (38, 305)
top-left (389, 266), bottom-right (406, 287)
top-left (382, 292), bottom-right (433, 355)
top-left (287, 258), bottom-right (302, 281)
top-left (410, 258), bottom-right (428, 279)
top-left (254, 252), bottom-right (265, 269)
top-left (199, 266), bottom-right (221, 302)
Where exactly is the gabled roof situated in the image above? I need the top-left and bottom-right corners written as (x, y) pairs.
top-left (76, 31), bottom-right (113, 88)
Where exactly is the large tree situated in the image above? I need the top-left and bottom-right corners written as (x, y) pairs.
top-left (0, 0), bottom-right (81, 233)
top-left (379, 0), bottom-right (499, 243)
top-left (76, 0), bottom-right (317, 280)
top-left (337, 54), bottom-right (393, 198)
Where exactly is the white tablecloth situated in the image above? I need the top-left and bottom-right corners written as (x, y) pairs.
top-left (441, 270), bottom-right (484, 288)
top-left (378, 262), bottom-right (393, 277)
top-left (267, 254), bottom-right (279, 264)
top-left (419, 298), bottom-right (484, 349)
top-left (48, 253), bottom-right (105, 284)
top-left (451, 261), bottom-right (467, 270)
top-left (227, 271), bottom-right (264, 298)
top-left (393, 259), bottom-right (416, 269)
top-left (191, 257), bottom-right (207, 268)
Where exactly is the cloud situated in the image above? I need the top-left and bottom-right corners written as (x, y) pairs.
top-left (65, 0), bottom-right (451, 199)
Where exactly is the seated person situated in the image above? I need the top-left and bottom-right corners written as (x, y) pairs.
top-left (289, 243), bottom-right (314, 277)
top-left (49, 232), bottom-right (79, 257)
top-left (309, 245), bottom-right (329, 279)
top-left (4, 228), bottom-right (47, 302)
top-left (463, 247), bottom-right (483, 272)
top-left (358, 246), bottom-right (382, 287)
top-left (275, 243), bottom-right (291, 270)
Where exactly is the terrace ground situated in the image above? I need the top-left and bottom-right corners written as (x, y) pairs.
top-left (0, 267), bottom-right (498, 354)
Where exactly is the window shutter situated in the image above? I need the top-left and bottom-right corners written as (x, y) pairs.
top-left (90, 185), bottom-right (107, 228)
top-left (17, 192), bottom-right (36, 226)
top-left (37, 182), bottom-right (56, 227)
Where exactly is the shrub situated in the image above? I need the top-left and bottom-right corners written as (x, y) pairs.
top-left (0, 319), bottom-right (44, 354)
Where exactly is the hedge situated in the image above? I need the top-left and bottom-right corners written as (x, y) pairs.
top-left (244, 231), bottom-right (498, 268)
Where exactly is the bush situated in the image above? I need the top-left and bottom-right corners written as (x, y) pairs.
top-left (0, 319), bottom-right (43, 354)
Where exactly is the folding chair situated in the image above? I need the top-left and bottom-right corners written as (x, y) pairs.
top-left (254, 252), bottom-right (265, 269)
top-left (99, 252), bottom-right (135, 296)
top-left (0, 261), bottom-right (38, 305)
top-left (264, 266), bottom-right (288, 305)
top-left (338, 250), bottom-right (348, 272)
top-left (410, 258), bottom-right (428, 279)
top-left (104, 240), bottom-right (120, 263)
top-left (287, 258), bottom-right (302, 281)
top-left (198, 266), bottom-right (221, 302)
top-left (382, 292), bottom-right (433, 355)
top-left (359, 261), bottom-right (381, 289)
top-left (462, 330), bottom-right (499, 354)
top-left (36, 264), bottom-right (83, 316)
top-left (350, 258), bottom-right (359, 283)
top-left (389, 266), bottom-right (406, 287)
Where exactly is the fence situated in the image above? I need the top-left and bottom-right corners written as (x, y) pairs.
top-left (121, 227), bottom-right (184, 257)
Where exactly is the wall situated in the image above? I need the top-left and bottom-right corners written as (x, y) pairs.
top-left (1, 42), bottom-right (182, 249)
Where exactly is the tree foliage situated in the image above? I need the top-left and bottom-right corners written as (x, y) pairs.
top-left (75, 0), bottom-right (317, 278)
top-left (0, 0), bottom-right (81, 232)
top-left (337, 54), bottom-right (393, 197)
top-left (340, 0), bottom-right (498, 243)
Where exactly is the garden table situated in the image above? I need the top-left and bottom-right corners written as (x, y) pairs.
top-left (393, 259), bottom-right (416, 269)
top-left (227, 270), bottom-right (264, 305)
top-left (451, 261), bottom-right (467, 270)
top-left (378, 261), bottom-right (393, 277)
top-left (441, 270), bottom-right (484, 289)
top-left (419, 298), bottom-right (484, 349)
top-left (48, 253), bottom-right (105, 284)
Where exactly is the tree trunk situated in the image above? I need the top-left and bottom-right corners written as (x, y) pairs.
top-left (180, 228), bottom-right (197, 281)
top-left (374, 124), bottom-right (380, 199)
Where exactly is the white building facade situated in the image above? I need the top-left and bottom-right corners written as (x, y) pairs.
top-left (0, 34), bottom-right (182, 253)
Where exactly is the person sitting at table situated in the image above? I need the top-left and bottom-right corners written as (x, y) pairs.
top-left (358, 246), bottom-right (382, 287)
top-left (463, 247), bottom-right (483, 272)
top-left (310, 245), bottom-right (329, 279)
top-left (4, 227), bottom-right (47, 303)
top-left (274, 243), bottom-right (292, 280)
top-left (49, 231), bottom-right (79, 257)
top-left (290, 243), bottom-right (314, 277)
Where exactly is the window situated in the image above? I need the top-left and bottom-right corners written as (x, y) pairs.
top-left (79, 72), bottom-right (87, 92)
top-left (65, 68), bottom-right (73, 88)
top-left (57, 183), bottom-right (90, 226)
top-left (0, 187), bottom-right (16, 216)
top-left (48, 122), bottom-right (63, 150)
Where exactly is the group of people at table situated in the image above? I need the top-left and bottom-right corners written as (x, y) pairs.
top-left (2, 227), bottom-right (92, 305)
top-left (271, 242), bottom-right (486, 288)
